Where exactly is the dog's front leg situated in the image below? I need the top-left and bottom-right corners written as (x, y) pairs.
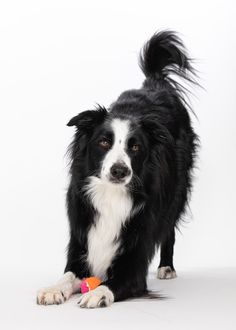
top-left (37, 271), bottom-right (81, 305)
top-left (78, 244), bottom-right (149, 308)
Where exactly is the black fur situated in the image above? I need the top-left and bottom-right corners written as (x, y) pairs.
top-left (65, 31), bottom-right (198, 302)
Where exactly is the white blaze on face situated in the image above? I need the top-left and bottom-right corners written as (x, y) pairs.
top-left (101, 118), bottom-right (132, 184)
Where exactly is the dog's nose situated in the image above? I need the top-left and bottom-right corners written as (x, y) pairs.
top-left (110, 163), bottom-right (130, 180)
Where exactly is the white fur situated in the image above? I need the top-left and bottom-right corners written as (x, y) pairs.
top-left (157, 266), bottom-right (177, 279)
top-left (78, 285), bottom-right (114, 308)
top-left (85, 176), bottom-right (132, 280)
top-left (37, 271), bottom-right (81, 305)
top-left (85, 118), bottom-right (133, 280)
top-left (101, 118), bottom-right (132, 185)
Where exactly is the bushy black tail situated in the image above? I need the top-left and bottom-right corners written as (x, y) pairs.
top-left (139, 30), bottom-right (195, 83)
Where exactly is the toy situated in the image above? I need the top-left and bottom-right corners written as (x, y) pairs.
top-left (80, 277), bottom-right (101, 293)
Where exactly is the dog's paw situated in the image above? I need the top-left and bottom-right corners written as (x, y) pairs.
top-left (37, 285), bottom-right (71, 305)
top-left (78, 285), bottom-right (114, 308)
top-left (157, 266), bottom-right (177, 279)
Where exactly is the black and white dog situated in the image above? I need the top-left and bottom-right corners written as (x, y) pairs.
top-left (37, 31), bottom-right (198, 308)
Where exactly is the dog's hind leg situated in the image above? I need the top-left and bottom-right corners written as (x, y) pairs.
top-left (157, 229), bottom-right (177, 279)
top-left (37, 272), bottom-right (81, 305)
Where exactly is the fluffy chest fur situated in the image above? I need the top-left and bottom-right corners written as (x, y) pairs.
top-left (85, 176), bottom-right (133, 280)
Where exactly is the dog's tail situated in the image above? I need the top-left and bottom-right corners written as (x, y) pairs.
top-left (139, 30), bottom-right (196, 86)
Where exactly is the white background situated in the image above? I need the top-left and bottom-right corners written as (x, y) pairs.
top-left (0, 1), bottom-right (235, 329)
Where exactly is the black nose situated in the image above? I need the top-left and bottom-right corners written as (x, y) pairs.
top-left (110, 163), bottom-right (130, 180)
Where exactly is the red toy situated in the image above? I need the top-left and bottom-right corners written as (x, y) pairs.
top-left (80, 277), bottom-right (101, 293)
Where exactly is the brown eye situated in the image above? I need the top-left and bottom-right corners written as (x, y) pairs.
top-left (131, 144), bottom-right (140, 152)
top-left (99, 140), bottom-right (111, 150)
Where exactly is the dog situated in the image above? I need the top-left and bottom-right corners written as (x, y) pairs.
top-left (37, 31), bottom-right (198, 308)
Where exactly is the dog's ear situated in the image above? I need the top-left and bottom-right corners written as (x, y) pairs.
top-left (142, 115), bottom-right (174, 145)
top-left (67, 106), bottom-right (108, 135)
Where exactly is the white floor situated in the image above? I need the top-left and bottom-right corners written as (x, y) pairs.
top-left (1, 268), bottom-right (235, 330)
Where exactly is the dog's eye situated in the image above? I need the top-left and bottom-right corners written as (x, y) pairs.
top-left (99, 139), bottom-right (111, 150)
top-left (131, 144), bottom-right (140, 152)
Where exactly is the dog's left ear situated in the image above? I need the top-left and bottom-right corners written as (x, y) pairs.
top-left (142, 115), bottom-right (174, 145)
top-left (67, 106), bottom-right (108, 135)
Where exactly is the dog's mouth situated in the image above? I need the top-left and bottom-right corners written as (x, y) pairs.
top-left (109, 176), bottom-right (127, 184)
top-left (108, 174), bottom-right (133, 186)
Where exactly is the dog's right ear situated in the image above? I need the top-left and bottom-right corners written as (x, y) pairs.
top-left (67, 106), bottom-right (108, 135)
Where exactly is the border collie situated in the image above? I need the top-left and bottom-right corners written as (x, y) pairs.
top-left (37, 31), bottom-right (198, 308)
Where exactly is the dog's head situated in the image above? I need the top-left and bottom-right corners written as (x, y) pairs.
top-left (67, 105), bottom-right (162, 187)
top-left (67, 101), bottom-right (174, 192)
